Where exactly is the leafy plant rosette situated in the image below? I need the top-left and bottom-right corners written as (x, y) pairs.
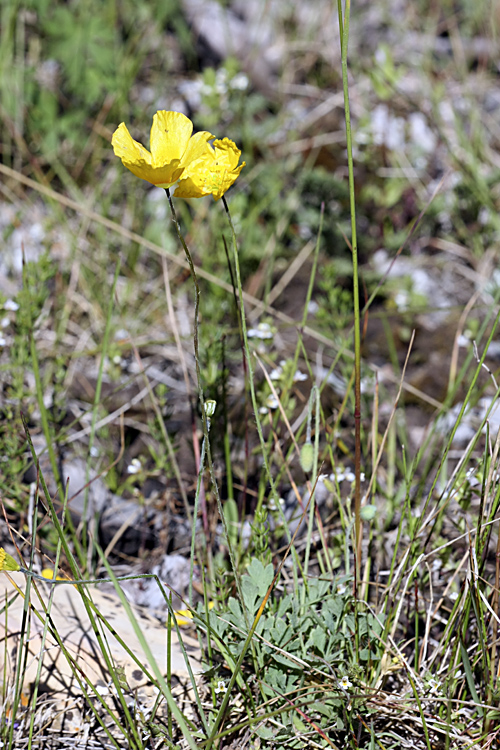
top-left (193, 560), bottom-right (386, 743)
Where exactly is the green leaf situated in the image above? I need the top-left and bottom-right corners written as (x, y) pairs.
top-left (270, 617), bottom-right (287, 644)
top-left (246, 558), bottom-right (274, 595)
top-left (311, 626), bottom-right (326, 653)
top-left (255, 726), bottom-right (274, 740)
top-left (241, 577), bottom-right (259, 613)
top-left (228, 596), bottom-right (243, 622)
top-left (292, 714), bottom-right (308, 732)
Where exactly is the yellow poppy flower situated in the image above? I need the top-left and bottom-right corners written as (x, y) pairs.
top-left (0, 547), bottom-right (20, 572)
top-left (175, 137), bottom-right (245, 201)
top-left (112, 111), bottom-right (214, 188)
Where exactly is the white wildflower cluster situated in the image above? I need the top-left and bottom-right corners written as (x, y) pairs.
top-left (178, 67), bottom-right (248, 118)
top-left (248, 322), bottom-right (274, 340)
top-left (258, 357), bottom-right (308, 414)
top-left (329, 466), bottom-right (366, 484)
top-left (268, 360), bottom-right (308, 383)
top-left (267, 496), bottom-right (285, 512)
top-left (201, 68), bottom-right (248, 97)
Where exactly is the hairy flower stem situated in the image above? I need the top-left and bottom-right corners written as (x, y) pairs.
top-left (222, 197), bottom-right (299, 577)
top-left (164, 191), bottom-right (208, 535)
top-left (164, 190), bottom-right (247, 622)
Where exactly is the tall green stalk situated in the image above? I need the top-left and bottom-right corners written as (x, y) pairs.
top-left (222, 196), bottom-right (300, 591)
top-left (164, 189), bottom-right (248, 624)
top-left (337, 0), bottom-right (362, 583)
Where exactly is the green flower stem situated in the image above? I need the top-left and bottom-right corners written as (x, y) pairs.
top-left (222, 196), bottom-right (300, 590)
top-left (190, 428), bottom-right (208, 608)
top-left (164, 189), bottom-right (248, 624)
top-left (337, 0), bottom-right (362, 584)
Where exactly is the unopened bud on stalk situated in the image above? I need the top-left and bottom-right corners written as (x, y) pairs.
top-left (300, 441), bottom-right (314, 474)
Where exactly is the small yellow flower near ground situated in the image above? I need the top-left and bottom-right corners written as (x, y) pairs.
top-left (172, 600), bottom-right (215, 627)
top-left (0, 547), bottom-right (20, 572)
top-left (112, 111), bottom-right (214, 188)
top-left (175, 137), bottom-right (246, 201)
top-left (41, 568), bottom-right (69, 582)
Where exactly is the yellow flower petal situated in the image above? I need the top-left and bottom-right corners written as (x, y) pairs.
top-left (150, 111), bottom-right (192, 167)
top-left (0, 547), bottom-right (20, 572)
top-left (173, 608), bottom-right (193, 626)
top-left (111, 122), bottom-right (155, 180)
top-left (112, 111), bottom-right (214, 188)
top-left (176, 137), bottom-right (245, 201)
top-left (182, 130), bottom-right (215, 167)
top-left (170, 600), bottom-right (215, 627)
top-left (41, 568), bottom-right (68, 581)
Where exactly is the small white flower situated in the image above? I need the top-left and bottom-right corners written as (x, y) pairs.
top-left (336, 583), bottom-right (347, 595)
top-left (265, 394), bottom-right (280, 410)
top-left (230, 72), bottom-right (249, 91)
top-left (339, 675), bottom-right (352, 690)
top-left (0, 337), bottom-right (6, 347)
top-left (268, 496), bottom-right (285, 511)
top-left (248, 323), bottom-right (273, 340)
top-left (127, 458), bottom-right (142, 475)
top-left (215, 80), bottom-right (228, 95)
top-left (0, 317), bottom-right (10, 328)
top-left (270, 366), bottom-right (283, 381)
top-left (214, 680), bottom-right (227, 694)
top-left (4, 299), bottom-right (19, 312)
top-left (428, 678), bottom-right (440, 694)
top-left (293, 369), bottom-right (308, 382)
